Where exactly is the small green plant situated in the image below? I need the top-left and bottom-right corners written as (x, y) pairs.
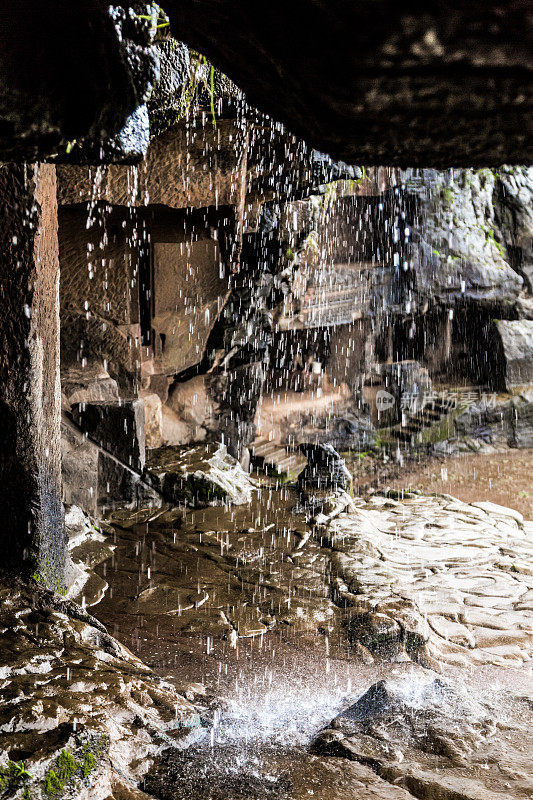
top-left (440, 186), bottom-right (454, 204)
top-left (56, 750), bottom-right (78, 783)
top-left (0, 759), bottom-right (33, 793)
top-left (136, 13), bottom-right (169, 28)
top-left (486, 227), bottom-right (505, 259)
top-left (209, 64), bottom-right (217, 129)
top-left (42, 745), bottom-right (99, 798)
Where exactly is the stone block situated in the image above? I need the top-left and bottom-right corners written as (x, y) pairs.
top-left (494, 320), bottom-right (533, 389)
top-left (70, 400), bottom-right (146, 472)
top-left (62, 417), bottom-right (159, 516)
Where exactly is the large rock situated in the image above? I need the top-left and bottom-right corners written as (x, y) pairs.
top-left (495, 167), bottom-right (533, 293)
top-left (71, 400), bottom-right (146, 472)
top-left (297, 443), bottom-right (352, 492)
top-left (454, 390), bottom-right (533, 448)
top-left (167, 375), bottom-right (218, 441)
top-left (0, 3), bottom-right (531, 165)
top-left (0, 2), bottom-right (154, 161)
top-left (57, 117), bottom-right (248, 209)
top-left (414, 169), bottom-right (525, 306)
top-left (145, 443), bottom-right (254, 507)
top-left (164, 1), bottom-right (532, 167)
top-left (312, 671), bottom-right (532, 799)
top-left (0, 579), bottom-right (201, 800)
top-left (493, 320), bottom-right (533, 389)
top-left (62, 417), bottom-right (160, 516)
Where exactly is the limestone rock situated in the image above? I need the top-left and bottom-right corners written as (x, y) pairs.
top-left (414, 169), bottom-right (524, 306)
top-left (160, 405), bottom-right (192, 447)
top-left (167, 375), bottom-right (218, 440)
top-left (0, 579), bottom-right (201, 800)
top-left (312, 671), bottom-right (532, 799)
top-left (453, 390), bottom-right (533, 448)
top-left (143, 392), bottom-right (164, 449)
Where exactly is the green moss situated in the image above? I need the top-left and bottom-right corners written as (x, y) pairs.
top-left (43, 770), bottom-right (62, 798)
top-left (440, 187), bottom-right (454, 205)
top-left (476, 167), bottom-right (494, 189)
top-left (0, 760), bottom-right (33, 795)
top-left (57, 750), bottom-right (78, 783)
top-left (486, 227), bottom-right (505, 259)
top-left (81, 752), bottom-right (95, 779)
top-left (150, 48), bottom-right (219, 136)
top-left (42, 740), bottom-right (104, 798)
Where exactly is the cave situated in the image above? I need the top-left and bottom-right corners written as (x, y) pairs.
top-left (0, 5), bottom-right (532, 800)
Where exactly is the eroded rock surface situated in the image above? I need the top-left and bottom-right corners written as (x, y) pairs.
top-left (313, 672), bottom-right (533, 800)
top-left (323, 492), bottom-right (533, 669)
top-left (0, 581), bottom-right (202, 800)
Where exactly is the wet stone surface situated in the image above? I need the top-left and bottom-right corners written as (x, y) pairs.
top-left (0, 581), bottom-right (202, 800)
top-left (323, 492), bottom-right (533, 669)
top-left (82, 485), bottom-right (533, 799)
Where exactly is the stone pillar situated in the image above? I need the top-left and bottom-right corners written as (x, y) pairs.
top-left (0, 164), bottom-right (65, 587)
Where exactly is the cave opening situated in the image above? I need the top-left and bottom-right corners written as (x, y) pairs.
top-left (0, 5), bottom-right (531, 800)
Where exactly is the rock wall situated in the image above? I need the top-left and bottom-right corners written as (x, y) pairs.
top-left (1, 3), bottom-right (530, 165)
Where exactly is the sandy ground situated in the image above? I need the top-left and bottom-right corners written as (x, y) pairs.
top-left (387, 447), bottom-right (533, 519)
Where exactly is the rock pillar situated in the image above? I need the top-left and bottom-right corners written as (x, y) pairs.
top-left (0, 164), bottom-right (65, 587)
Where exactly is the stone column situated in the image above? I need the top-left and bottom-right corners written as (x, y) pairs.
top-left (0, 164), bottom-right (65, 587)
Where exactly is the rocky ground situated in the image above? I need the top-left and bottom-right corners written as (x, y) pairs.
top-left (1, 449), bottom-right (532, 799)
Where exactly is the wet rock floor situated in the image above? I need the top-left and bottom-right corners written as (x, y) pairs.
top-left (89, 475), bottom-right (533, 800)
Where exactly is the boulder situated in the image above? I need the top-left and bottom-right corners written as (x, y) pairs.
top-left (493, 320), bottom-right (533, 389)
top-left (309, 411), bottom-right (378, 452)
top-left (167, 375), bottom-right (218, 438)
top-left (413, 169), bottom-right (524, 306)
top-left (70, 400), bottom-right (146, 471)
top-left (454, 390), bottom-right (533, 448)
top-left (495, 167), bottom-right (533, 293)
top-left (145, 443), bottom-right (254, 507)
top-left (297, 443), bottom-right (352, 492)
top-left (160, 405), bottom-right (194, 446)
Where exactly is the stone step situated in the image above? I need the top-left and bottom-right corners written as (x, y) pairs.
top-left (252, 440), bottom-right (280, 457)
top-left (268, 448), bottom-right (295, 466)
top-left (251, 439), bottom-right (307, 480)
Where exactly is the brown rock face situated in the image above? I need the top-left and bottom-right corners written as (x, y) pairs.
top-left (0, 164), bottom-right (65, 586)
